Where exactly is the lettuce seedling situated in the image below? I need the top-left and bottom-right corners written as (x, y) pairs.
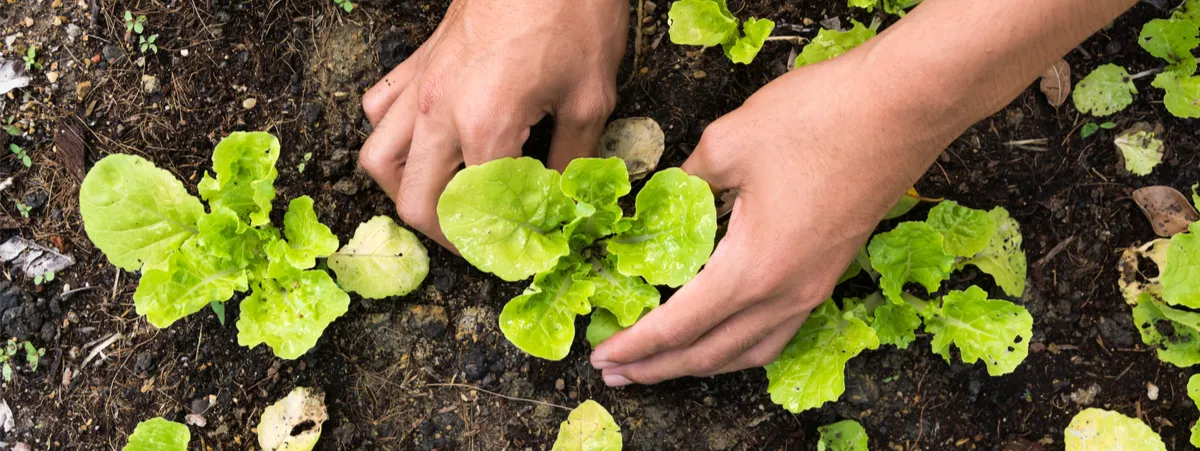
top-left (551, 400), bottom-right (622, 451)
top-left (818, 419), bottom-right (869, 451)
top-left (122, 417), bottom-right (189, 451)
top-left (667, 0), bottom-right (776, 64)
top-left (848, 0), bottom-right (921, 16)
top-left (766, 201), bottom-right (1032, 413)
top-left (437, 157), bottom-right (716, 360)
top-left (1064, 408), bottom-right (1166, 451)
top-left (1190, 374), bottom-right (1200, 447)
top-left (80, 132), bottom-right (429, 359)
top-left (794, 20), bottom-right (877, 68)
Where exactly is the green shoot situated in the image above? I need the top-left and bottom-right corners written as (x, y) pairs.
top-left (139, 34), bottom-right (159, 54)
top-left (332, 0), bottom-right (354, 12)
top-left (1080, 121), bottom-right (1116, 139)
top-left (298, 152), bottom-right (313, 173)
top-left (23, 46), bottom-right (41, 71)
top-left (33, 271), bottom-right (55, 285)
top-left (124, 11), bottom-right (148, 35)
top-left (22, 342), bottom-right (43, 372)
top-left (14, 201), bottom-right (31, 219)
top-left (9, 143), bottom-right (31, 167)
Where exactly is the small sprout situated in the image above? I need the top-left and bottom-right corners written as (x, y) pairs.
top-left (14, 201), bottom-right (31, 219)
top-left (23, 46), bottom-right (41, 71)
top-left (297, 152), bottom-right (312, 173)
top-left (1080, 121), bottom-right (1116, 139)
top-left (124, 11), bottom-right (148, 35)
top-left (34, 271), bottom-right (55, 286)
top-left (139, 34), bottom-right (159, 54)
top-left (332, 0), bottom-right (354, 12)
top-left (22, 341), bottom-right (43, 372)
top-left (9, 143), bottom-right (31, 167)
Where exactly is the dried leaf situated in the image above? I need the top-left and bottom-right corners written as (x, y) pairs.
top-left (1039, 59), bottom-right (1071, 107)
top-left (1114, 122), bottom-right (1164, 176)
top-left (54, 118), bottom-right (86, 183)
top-left (0, 60), bottom-right (31, 96)
top-left (0, 236), bottom-right (76, 277)
top-left (598, 117), bottom-right (664, 182)
top-left (0, 399), bottom-right (13, 433)
top-left (1133, 186), bottom-right (1199, 237)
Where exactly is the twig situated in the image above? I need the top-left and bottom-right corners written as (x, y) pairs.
top-left (1004, 138), bottom-right (1049, 152)
top-left (1129, 67), bottom-right (1164, 81)
top-left (81, 332), bottom-right (121, 369)
top-left (1036, 236), bottom-right (1076, 268)
top-left (426, 383), bottom-right (571, 410)
top-left (764, 36), bottom-right (806, 42)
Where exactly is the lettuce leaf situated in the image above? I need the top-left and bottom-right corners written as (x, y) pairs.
top-left (872, 301), bottom-right (922, 349)
top-left (1131, 293), bottom-right (1200, 367)
top-left (80, 154), bottom-right (204, 271)
top-left (257, 387), bottom-right (327, 451)
top-left (1072, 64), bottom-right (1136, 117)
top-left (667, 0), bottom-right (739, 47)
top-left (607, 168), bottom-right (717, 287)
top-left (1138, 19), bottom-right (1199, 74)
top-left (197, 132), bottom-right (280, 227)
top-left (122, 417), bottom-right (189, 451)
top-left (586, 308), bottom-right (626, 348)
top-left (724, 18), bottom-right (775, 64)
top-left (236, 271), bottom-right (351, 359)
top-left (1163, 222), bottom-right (1200, 308)
top-left (1064, 408), bottom-right (1166, 451)
top-left (794, 20), bottom-right (876, 68)
top-left (499, 258), bottom-right (595, 360)
top-left (580, 255), bottom-right (660, 327)
top-left (1190, 374), bottom-right (1200, 448)
top-left (817, 419), bottom-right (869, 451)
top-left (765, 299), bottom-right (879, 413)
top-left (561, 158), bottom-right (630, 246)
top-left (921, 286), bottom-right (1032, 376)
top-left (868, 222), bottom-right (955, 304)
top-left (133, 238), bottom-right (249, 328)
top-left (438, 157), bottom-right (575, 282)
top-left (197, 206), bottom-right (262, 270)
top-left (926, 201), bottom-right (996, 258)
top-left (551, 400), bottom-right (622, 451)
top-left (328, 216), bottom-right (429, 299)
top-left (1152, 71), bottom-right (1200, 120)
top-left (959, 207), bottom-right (1027, 297)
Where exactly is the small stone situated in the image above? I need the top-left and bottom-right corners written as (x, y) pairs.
top-left (65, 24), bottom-right (81, 40)
top-left (455, 306), bottom-right (494, 342)
top-left (645, 1), bottom-right (658, 14)
top-left (642, 25), bottom-right (657, 35)
top-left (180, 49), bottom-right (189, 57)
top-left (693, 70), bottom-right (707, 79)
top-left (185, 414), bottom-right (207, 427)
top-left (242, 98), bottom-right (257, 110)
top-left (140, 75), bottom-right (159, 94)
top-left (1070, 384), bottom-right (1100, 406)
top-left (190, 398), bottom-right (211, 414)
top-left (134, 351), bottom-right (156, 373)
top-left (332, 179), bottom-right (358, 195)
top-left (555, 378), bottom-right (565, 391)
top-left (75, 81), bottom-right (91, 100)
top-left (45, 71), bottom-right (59, 83)
top-left (1147, 382), bottom-right (1159, 401)
top-left (23, 17), bottom-right (34, 27)
top-left (102, 44), bottom-right (123, 63)
top-left (303, 103), bottom-right (324, 126)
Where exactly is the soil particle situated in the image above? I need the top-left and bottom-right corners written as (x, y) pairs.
top-left (302, 103), bottom-right (323, 127)
top-left (319, 148), bottom-right (352, 179)
top-left (330, 422), bottom-right (356, 444)
top-left (101, 44), bottom-right (122, 63)
top-left (454, 306), bottom-right (495, 342)
top-left (1096, 314), bottom-right (1136, 348)
top-left (0, 282), bottom-right (53, 341)
top-left (134, 351), bottom-right (155, 374)
top-left (331, 179), bottom-right (358, 196)
top-left (140, 74), bottom-right (158, 94)
top-left (842, 372), bottom-right (879, 406)
top-left (21, 191), bottom-right (45, 210)
top-left (404, 305), bottom-right (448, 338)
top-left (414, 410), bottom-right (464, 451)
top-left (1070, 384), bottom-right (1101, 406)
top-left (707, 427), bottom-right (738, 450)
top-left (378, 27), bottom-right (415, 71)
top-left (459, 348), bottom-right (487, 381)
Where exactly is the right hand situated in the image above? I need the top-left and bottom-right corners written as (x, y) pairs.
top-left (360, 0), bottom-right (629, 248)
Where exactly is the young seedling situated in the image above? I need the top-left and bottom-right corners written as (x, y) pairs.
top-left (297, 152), bottom-right (312, 173)
top-left (332, 0), bottom-right (354, 12)
top-left (79, 132), bottom-right (430, 359)
top-left (3, 118), bottom-right (20, 137)
top-left (14, 200), bottom-right (31, 219)
top-left (0, 338), bottom-right (18, 382)
top-left (667, 0), bottom-right (777, 64)
top-left (33, 271), bottom-right (55, 285)
top-left (818, 420), bottom-right (869, 451)
top-left (139, 34), bottom-right (159, 54)
top-left (124, 11), bottom-right (148, 35)
top-left (437, 157), bottom-right (716, 360)
top-left (22, 341), bottom-right (43, 372)
top-left (9, 143), bottom-right (31, 167)
top-left (1080, 121), bottom-right (1116, 139)
top-left (23, 46), bottom-right (41, 71)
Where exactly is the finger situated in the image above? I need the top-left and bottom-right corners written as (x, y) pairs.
top-left (397, 117), bottom-right (461, 250)
top-left (600, 297), bottom-right (798, 385)
top-left (363, 57), bottom-right (421, 127)
top-left (359, 87), bottom-right (419, 201)
top-left (702, 313), bottom-right (808, 377)
top-left (680, 121), bottom-right (741, 194)
top-left (546, 94), bottom-right (614, 171)
top-left (455, 90), bottom-right (538, 166)
top-left (590, 243), bottom-right (742, 367)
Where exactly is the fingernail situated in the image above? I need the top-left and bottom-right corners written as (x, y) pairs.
top-left (592, 360), bottom-right (617, 370)
top-left (603, 374), bottom-right (632, 387)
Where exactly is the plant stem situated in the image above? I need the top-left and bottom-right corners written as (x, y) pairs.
top-left (900, 292), bottom-right (930, 311)
top-left (765, 36), bottom-right (807, 43)
top-left (1129, 67), bottom-right (1164, 81)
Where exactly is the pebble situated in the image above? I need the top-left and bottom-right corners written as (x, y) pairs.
top-left (1070, 384), bottom-right (1101, 406)
top-left (693, 70), bottom-right (707, 79)
top-left (1147, 382), bottom-right (1159, 401)
top-left (102, 44), bottom-right (124, 63)
top-left (555, 378), bottom-right (565, 391)
top-left (75, 81), bottom-right (91, 100)
top-left (65, 24), bottom-right (81, 40)
top-left (140, 74), bottom-right (159, 94)
top-left (242, 98), bottom-right (257, 110)
top-left (332, 179), bottom-right (357, 195)
top-left (45, 71), bottom-right (59, 83)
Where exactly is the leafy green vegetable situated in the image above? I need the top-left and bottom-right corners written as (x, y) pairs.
top-left (1115, 127), bottom-right (1166, 176)
top-left (608, 168), bottom-right (716, 287)
top-left (872, 301), bottom-right (922, 349)
top-left (926, 201), bottom-right (996, 258)
top-left (1163, 222), bottom-right (1200, 308)
top-left (237, 271), bottom-right (351, 360)
top-left (848, 0), bottom-right (921, 15)
top-left (868, 222), bottom-right (955, 303)
top-left (1193, 183), bottom-right (1199, 208)
top-left (1139, 19), bottom-right (1199, 73)
top-left (587, 308), bottom-right (626, 348)
top-left (794, 20), bottom-right (876, 68)
top-left (122, 417), bottom-right (189, 451)
top-left (817, 419), bottom-right (869, 451)
top-left (1073, 64), bottom-right (1137, 117)
top-left (198, 131), bottom-right (280, 227)
top-left (1190, 374), bottom-right (1200, 448)
top-left (197, 206), bottom-right (262, 270)
top-left (499, 258), bottom-right (595, 360)
top-left (265, 196), bottom-right (339, 279)
top-left (438, 157), bottom-right (575, 282)
top-left (724, 18), bottom-right (775, 65)
top-left (551, 400), bottom-right (622, 451)
top-left (1177, 0), bottom-right (1200, 24)
top-left (133, 238), bottom-right (249, 328)
top-left (666, 0), bottom-right (775, 64)
top-left (883, 187), bottom-right (923, 220)
top-left (257, 387), bottom-right (327, 451)
top-left (1132, 293), bottom-right (1200, 366)
top-left (1064, 408), bottom-right (1166, 451)
top-left (580, 255), bottom-right (660, 327)
top-left (959, 207), bottom-right (1027, 297)
top-left (1151, 72), bottom-right (1200, 118)
top-left (561, 158), bottom-right (630, 247)
top-left (328, 216), bottom-right (429, 299)
top-left (766, 299), bottom-right (879, 413)
top-left (922, 286), bottom-right (1032, 376)
top-left (80, 154), bottom-right (205, 271)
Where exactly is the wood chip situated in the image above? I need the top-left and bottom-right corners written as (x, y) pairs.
top-left (1039, 59), bottom-right (1071, 108)
top-left (54, 117), bottom-right (86, 183)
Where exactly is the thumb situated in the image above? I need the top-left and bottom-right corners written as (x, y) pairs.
top-left (680, 122), bottom-right (741, 194)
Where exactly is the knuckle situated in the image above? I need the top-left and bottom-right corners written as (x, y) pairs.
top-left (361, 87), bottom-right (388, 118)
top-left (395, 197), bottom-right (432, 230)
top-left (357, 144), bottom-right (384, 173)
top-left (655, 324), bottom-right (692, 349)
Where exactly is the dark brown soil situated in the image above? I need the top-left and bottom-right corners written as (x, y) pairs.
top-left (1, 0), bottom-right (1198, 450)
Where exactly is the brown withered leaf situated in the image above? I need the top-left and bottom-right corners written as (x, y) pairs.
top-left (1132, 185), bottom-right (1198, 237)
top-left (1039, 59), bottom-right (1071, 108)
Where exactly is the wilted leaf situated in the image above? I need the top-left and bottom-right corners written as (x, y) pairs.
top-left (1040, 59), bottom-right (1071, 108)
top-left (1114, 122), bottom-right (1164, 176)
top-left (258, 387), bottom-right (327, 451)
top-left (1132, 186), bottom-right (1199, 237)
top-left (0, 236), bottom-right (75, 278)
top-left (0, 60), bottom-right (31, 96)
top-left (598, 118), bottom-right (665, 182)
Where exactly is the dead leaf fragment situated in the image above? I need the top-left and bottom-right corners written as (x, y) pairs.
top-left (0, 60), bottom-right (31, 95)
top-left (1039, 59), bottom-right (1071, 108)
top-left (0, 399), bottom-right (13, 433)
top-left (258, 387), bottom-right (328, 451)
top-left (598, 117), bottom-right (664, 182)
top-left (1132, 186), bottom-right (1198, 237)
top-left (0, 236), bottom-right (76, 277)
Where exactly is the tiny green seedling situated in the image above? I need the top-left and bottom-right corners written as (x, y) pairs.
top-left (1080, 121), bottom-right (1116, 139)
top-left (667, 0), bottom-right (776, 64)
top-left (23, 46), bottom-right (41, 71)
top-left (3, 118), bottom-right (19, 137)
top-left (22, 342), bottom-right (43, 372)
top-left (298, 152), bottom-right (313, 173)
top-left (33, 271), bottom-right (55, 285)
top-left (10, 143), bottom-right (31, 167)
top-left (124, 11), bottom-right (148, 35)
top-left (332, 0), bottom-right (354, 12)
top-left (14, 201), bottom-right (31, 219)
top-left (0, 338), bottom-right (18, 382)
top-left (139, 34), bottom-right (159, 54)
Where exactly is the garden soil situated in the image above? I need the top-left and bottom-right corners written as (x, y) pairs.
top-left (1, 0), bottom-right (1198, 449)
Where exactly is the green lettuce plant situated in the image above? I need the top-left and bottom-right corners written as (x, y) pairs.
top-left (667, 0), bottom-right (776, 64)
top-left (848, 0), bottom-right (922, 16)
top-left (1074, 1), bottom-right (1200, 118)
top-left (122, 417), bottom-right (189, 451)
top-left (80, 132), bottom-right (428, 359)
top-left (766, 201), bottom-right (1032, 413)
top-left (818, 419), bottom-right (869, 451)
top-left (437, 157), bottom-right (716, 360)
top-left (794, 20), bottom-right (877, 68)
top-left (551, 400), bottom-right (622, 450)
top-left (1190, 374), bottom-right (1200, 447)
top-left (1064, 408), bottom-right (1166, 450)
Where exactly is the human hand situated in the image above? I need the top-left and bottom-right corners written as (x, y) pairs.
top-left (589, 46), bottom-right (976, 385)
top-left (359, 0), bottom-right (628, 248)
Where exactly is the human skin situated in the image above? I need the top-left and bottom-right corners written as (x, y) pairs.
top-left (360, 0), bottom-right (1139, 386)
